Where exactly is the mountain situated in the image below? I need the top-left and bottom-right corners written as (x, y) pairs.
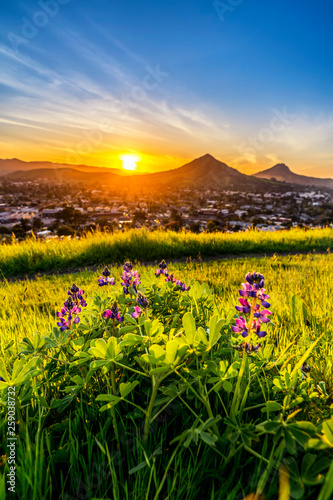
top-left (253, 163), bottom-right (333, 189)
top-left (120, 153), bottom-right (267, 191)
top-left (1, 154), bottom-right (283, 191)
top-left (5, 154), bottom-right (329, 192)
top-left (4, 167), bottom-right (121, 183)
top-left (0, 158), bottom-right (136, 176)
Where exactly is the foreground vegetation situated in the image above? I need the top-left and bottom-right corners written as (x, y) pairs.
top-left (0, 253), bottom-right (332, 499)
top-left (1, 227), bottom-right (333, 279)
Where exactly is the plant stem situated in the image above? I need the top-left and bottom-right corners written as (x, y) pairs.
top-left (143, 376), bottom-right (160, 446)
top-left (230, 350), bottom-right (248, 418)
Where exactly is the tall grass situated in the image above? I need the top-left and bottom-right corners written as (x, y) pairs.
top-left (0, 227), bottom-right (332, 279)
top-left (1, 253), bottom-right (332, 393)
top-left (1, 253), bottom-right (333, 499)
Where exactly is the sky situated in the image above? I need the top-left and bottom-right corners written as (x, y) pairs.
top-left (0, 0), bottom-right (333, 176)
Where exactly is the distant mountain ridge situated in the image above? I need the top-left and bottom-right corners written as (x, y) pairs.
top-left (253, 163), bottom-right (333, 188)
top-left (0, 158), bottom-right (134, 176)
top-left (1, 155), bottom-right (332, 191)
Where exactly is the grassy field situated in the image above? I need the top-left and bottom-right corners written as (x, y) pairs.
top-left (0, 227), bottom-right (333, 279)
top-left (1, 252), bottom-right (332, 387)
top-left (1, 253), bottom-right (332, 499)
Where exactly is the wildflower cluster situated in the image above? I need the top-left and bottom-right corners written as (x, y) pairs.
top-left (56, 283), bottom-right (87, 331)
top-left (98, 266), bottom-right (115, 287)
top-left (121, 262), bottom-right (141, 295)
top-left (102, 300), bottom-right (124, 323)
top-left (155, 259), bottom-right (168, 276)
top-left (231, 272), bottom-right (272, 353)
top-left (132, 291), bottom-right (149, 319)
top-left (155, 260), bottom-right (190, 291)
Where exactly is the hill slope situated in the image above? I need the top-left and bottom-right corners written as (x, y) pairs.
top-left (112, 154), bottom-right (273, 191)
top-left (253, 163), bottom-right (333, 188)
top-left (0, 158), bottom-right (133, 176)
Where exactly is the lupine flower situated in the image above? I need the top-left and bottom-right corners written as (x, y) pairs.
top-left (136, 291), bottom-right (149, 309)
top-left (232, 271), bottom-right (272, 352)
top-left (246, 272), bottom-right (265, 288)
top-left (165, 273), bottom-right (176, 284)
top-left (67, 283), bottom-right (87, 307)
top-left (254, 310), bottom-right (272, 323)
top-left (175, 279), bottom-right (190, 291)
top-left (155, 259), bottom-right (168, 276)
top-left (231, 317), bottom-right (248, 338)
top-left (56, 294), bottom-right (83, 331)
top-left (155, 260), bottom-right (190, 291)
top-left (98, 267), bottom-right (116, 287)
top-left (102, 300), bottom-right (124, 323)
top-left (235, 298), bottom-right (251, 314)
top-left (301, 363), bottom-right (311, 373)
top-left (123, 261), bottom-right (133, 272)
top-left (121, 262), bottom-right (141, 295)
top-left (132, 306), bottom-right (142, 319)
top-left (234, 342), bottom-right (261, 353)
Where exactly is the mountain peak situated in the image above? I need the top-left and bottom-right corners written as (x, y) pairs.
top-left (271, 163), bottom-right (291, 172)
top-left (198, 153), bottom-right (217, 161)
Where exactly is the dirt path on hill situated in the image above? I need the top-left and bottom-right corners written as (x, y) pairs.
top-left (3, 248), bottom-right (331, 283)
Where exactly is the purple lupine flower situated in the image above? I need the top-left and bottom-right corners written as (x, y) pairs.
top-left (123, 261), bottom-right (133, 272)
top-left (56, 284), bottom-right (86, 331)
top-left (253, 319), bottom-right (267, 338)
top-left (235, 298), bottom-right (251, 314)
top-left (301, 363), bottom-right (311, 373)
top-left (98, 266), bottom-right (116, 287)
top-left (136, 291), bottom-right (149, 309)
top-left (232, 271), bottom-right (271, 353)
top-left (231, 317), bottom-right (249, 338)
top-left (102, 300), bottom-right (124, 323)
top-left (234, 342), bottom-right (261, 353)
top-left (165, 273), bottom-right (176, 284)
top-left (121, 263), bottom-right (141, 295)
top-left (67, 283), bottom-right (87, 307)
top-left (245, 272), bottom-right (265, 288)
top-left (132, 306), bottom-right (142, 319)
top-left (175, 279), bottom-right (190, 292)
top-left (155, 259), bottom-right (168, 276)
top-left (254, 309), bottom-right (272, 323)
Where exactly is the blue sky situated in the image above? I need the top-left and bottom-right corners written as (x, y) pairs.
top-left (0, 0), bottom-right (333, 175)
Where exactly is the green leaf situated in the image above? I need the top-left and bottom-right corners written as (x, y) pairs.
top-left (165, 340), bottom-right (178, 364)
top-left (322, 420), bottom-right (333, 446)
top-left (222, 380), bottom-right (233, 393)
top-left (208, 315), bottom-right (224, 349)
top-left (318, 460), bottom-right (333, 500)
top-left (261, 401), bottom-right (283, 413)
top-left (182, 312), bottom-right (196, 345)
top-left (199, 431), bottom-right (218, 447)
top-left (119, 381), bottom-right (139, 398)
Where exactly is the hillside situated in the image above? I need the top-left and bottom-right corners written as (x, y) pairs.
top-left (0, 158), bottom-right (133, 176)
top-left (4, 154), bottom-right (330, 192)
top-left (2, 154), bottom-right (274, 191)
top-left (253, 163), bottom-right (333, 188)
top-left (4, 167), bottom-right (121, 183)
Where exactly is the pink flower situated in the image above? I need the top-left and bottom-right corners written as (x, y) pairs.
top-left (131, 306), bottom-right (142, 319)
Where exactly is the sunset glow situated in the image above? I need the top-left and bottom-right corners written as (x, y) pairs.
top-left (120, 154), bottom-right (141, 171)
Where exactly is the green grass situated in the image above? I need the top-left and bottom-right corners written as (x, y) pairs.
top-left (1, 253), bottom-right (332, 499)
top-left (1, 252), bottom-right (333, 393)
top-left (0, 227), bottom-right (333, 279)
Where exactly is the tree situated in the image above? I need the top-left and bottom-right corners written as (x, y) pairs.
top-left (189, 222), bottom-right (201, 233)
top-left (206, 220), bottom-right (218, 233)
top-left (57, 226), bottom-right (75, 237)
top-left (32, 217), bottom-right (43, 230)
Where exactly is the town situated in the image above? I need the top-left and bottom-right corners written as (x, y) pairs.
top-left (0, 178), bottom-right (332, 241)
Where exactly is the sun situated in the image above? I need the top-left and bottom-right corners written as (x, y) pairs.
top-left (119, 154), bottom-right (141, 171)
